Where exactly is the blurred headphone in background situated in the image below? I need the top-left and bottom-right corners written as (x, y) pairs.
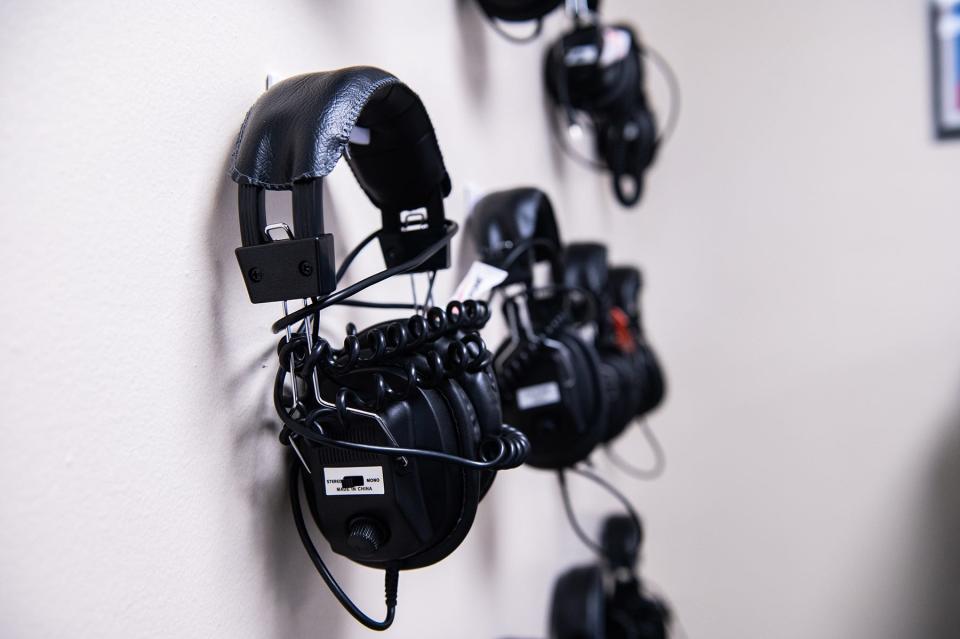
top-left (562, 243), bottom-right (665, 447)
top-left (545, 6), bottom-right (677, 208)
top-left (468, 189), bottom-right (666, 471)
top-left (468, 187), bottom-right (611, 469)
top-left (550, 513), bottom-right (672, 639)
top-left (231, 67), bottom-right (527, 631)
top-left (475, 0), bottom-right (599, 43)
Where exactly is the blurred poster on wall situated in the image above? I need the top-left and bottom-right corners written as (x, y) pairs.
top-left (932, 0), bottom-right (960, 138)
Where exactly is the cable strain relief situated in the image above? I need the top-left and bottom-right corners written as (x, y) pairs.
top-left (384, 565), bottom-right (400, 608)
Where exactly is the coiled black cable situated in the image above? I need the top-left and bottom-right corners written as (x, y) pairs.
top-left (273, 302), bottom-right (527, 471)
top-left (275, 377), bottom-right (528, 471)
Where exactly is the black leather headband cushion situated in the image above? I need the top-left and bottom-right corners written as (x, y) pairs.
top-left (230, 66), bottom-right (450, 212)
top-left (563, 242), bottom-right (609, 298)
top-left (466, 187), bottom-right (562, 285)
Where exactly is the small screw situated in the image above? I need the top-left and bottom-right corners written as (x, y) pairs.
top-left (298, 261), bottom-right (313, 277)
top-left (248, 267), bottom-right (263, 283)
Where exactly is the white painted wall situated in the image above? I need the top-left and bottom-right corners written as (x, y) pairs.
top-left (2, 1), bottom-right (959, 638)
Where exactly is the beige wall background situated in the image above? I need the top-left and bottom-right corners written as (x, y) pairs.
top-left (2, 1), bottom-right (959, 638)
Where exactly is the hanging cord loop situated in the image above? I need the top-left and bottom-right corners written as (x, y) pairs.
top-left (604, 419), bottom-right (666, 480)
top-left (289, 462), bottom-right (399, 631)
top-left (557, 465), bottom-right (643, 558)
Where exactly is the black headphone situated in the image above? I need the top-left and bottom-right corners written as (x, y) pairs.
top-left (476, 0), bottom-right (563, 23)
top-left (562, 243), bottom-right (665, 446)
top-left (474, 0), bottom-right (563, 43)
top-left (549, 514), bottom-right (671, 639)
top-left (231, 67), bottom-right (528, 631)
top-left (468, 187), bottom-right (610, 469)
top-left (545, 20), bottom-right (660, 207)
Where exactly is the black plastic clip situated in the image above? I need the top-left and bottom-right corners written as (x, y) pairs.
top-left (377, 190), bottom-right (450, 273)
top-left (235, 180), bottom-right (336, 304)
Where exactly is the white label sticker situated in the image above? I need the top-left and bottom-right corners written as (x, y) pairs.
top-left (565, 44), bottom-right (600, 66)
top-left (349, 126), bottom-right (370, 145)
top-left (323, 466), bottom-right (385, 496)
top-left (451, 261), bottom-right (508, 302)
top-left (516, 382), bottom-right (562, 410)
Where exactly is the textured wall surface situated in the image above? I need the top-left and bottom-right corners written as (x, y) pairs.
top-left (2, 1), bottom-right (959, 638)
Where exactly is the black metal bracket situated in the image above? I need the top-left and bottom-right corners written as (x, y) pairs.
top-left (235, 181), bottom-right (337, 304)
top-left (236, 235), bottom-right (335, 304)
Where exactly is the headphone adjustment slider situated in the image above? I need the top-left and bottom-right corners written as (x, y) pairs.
top-left (235, 234), bottom-right (335, 304)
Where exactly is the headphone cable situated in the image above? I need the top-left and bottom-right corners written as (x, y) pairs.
top-left (604, 419), bottom-right (666, 480)
top-left (485, 15), bottom-right (544, 44)
top-left (335, 228), bottom-right (380, 284)
top-left (643, 43), bottom-right (682, 146)
top-left (272, 220), bottom-right (458, 334)
top-left (289, 461), bottom-right (398, 631)
top-left (557, 466), bottom-right (643, 559)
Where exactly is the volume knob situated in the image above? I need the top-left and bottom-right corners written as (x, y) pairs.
top-left (347, 518), bottom-right (386, 556)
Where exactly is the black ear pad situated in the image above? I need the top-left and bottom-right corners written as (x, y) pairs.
top-left (398, 378), bottom-right (482, 570)
top-left (495, 331), bottom-right (600, 469)
top-left (456, 365), bottom-right (503, 498)
top-left (457, 365), bottom-right (503, 441)
top-left (557, 329), bottom-right (607, 434)
top-left (302, 367), bottom-right (475, 571)
top-left (549, 565), bottom-right (606, 639)
top-left (600, 351), bottom-right (639, 443)
top-left (633, 342), bottom-right (665, 417)
top-left (543, 329), bottom-right (608, 467)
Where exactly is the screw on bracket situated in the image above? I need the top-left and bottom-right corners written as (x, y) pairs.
top-left (248, 267), bottom-right (263, 283)
top-left (298, 261), bottom-right (313, 277)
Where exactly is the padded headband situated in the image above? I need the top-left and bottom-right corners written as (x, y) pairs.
top-left (563, 242), bottom-right (609, 298)
top-left (466, 187), bottom-right (562, 286)
top-left (231, 67), bottom-right (455, 306)
top-left (230, 66), bottom-right (450, 211)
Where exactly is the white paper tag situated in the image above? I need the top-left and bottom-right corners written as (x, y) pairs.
top-left (451, 261), bottom-right (508, 302)
top-left (349, 126), bottom-right (370, 145)
top-left (323, 466), bottom-right (385, 496)
top-left (599, 27), bottom-right (632, 67)
top-left (516, 381), bottom-right (562, 410)
top-left (565, 43), bottom-right (600, 66)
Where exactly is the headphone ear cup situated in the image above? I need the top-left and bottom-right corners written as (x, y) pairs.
top-left (456, 366), bottom-right (503, 499)
top-left (495, 325), bottom-right (606, 469)
top-left (457, 366), bottom-right (503, 441)
top-left (558, 329), bottom-right (610, 448)
top-left (400, 378), bottom-right (482, 570)
top-left (634, 341), bottom-right (666, 417)
top-left (602, 351), bottom-right (639, 443)
top-left (550, 565), bottom-right (606, 639)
